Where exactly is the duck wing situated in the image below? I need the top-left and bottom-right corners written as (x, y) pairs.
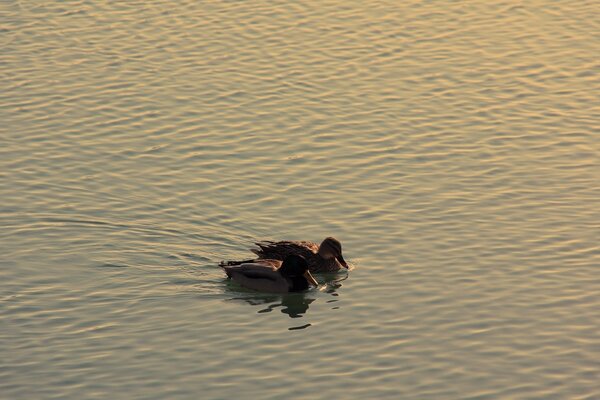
top-left (221, 260), bottom-right (279, 276)
top-left (252, 240), bottom-right (318, 261)
top-left (219, 258), bottom-right (280, 268)
top-left (221, 261), bottom-right (289, 293)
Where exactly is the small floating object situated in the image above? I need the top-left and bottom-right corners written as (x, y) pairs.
top-left (220, 254), bottom-right (318, 293)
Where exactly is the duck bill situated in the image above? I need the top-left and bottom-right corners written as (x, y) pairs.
top-left (303, 270), bottom-right (319, 287)
top-left (337, 255), bottom-right (349, 269)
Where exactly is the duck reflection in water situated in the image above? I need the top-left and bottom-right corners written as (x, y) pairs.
top-left (225, 273), bottom-right (348, 319)
top-left (258, 294), bottom-right (315, 318)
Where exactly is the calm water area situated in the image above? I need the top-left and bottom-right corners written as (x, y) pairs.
top-left (1, 1), bottom-right (599, 398)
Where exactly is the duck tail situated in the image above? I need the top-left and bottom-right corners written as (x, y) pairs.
top-left (252, 241), bottom-right (275, 257)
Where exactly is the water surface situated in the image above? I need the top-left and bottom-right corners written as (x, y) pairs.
top-left (2, 1), bottom-right (599, 399)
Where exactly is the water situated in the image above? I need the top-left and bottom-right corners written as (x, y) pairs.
top-left (2, 1), bottom-right (599, 398)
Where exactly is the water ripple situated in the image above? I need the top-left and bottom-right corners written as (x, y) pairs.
top-left (2, 0), bottom-right (599, 399)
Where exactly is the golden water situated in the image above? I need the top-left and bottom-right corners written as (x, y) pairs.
top-left (2, 1), bottom-right (599, 398)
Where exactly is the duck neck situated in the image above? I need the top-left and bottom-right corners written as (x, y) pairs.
top-left (316, 250), bottom-right (330, 262)
top-left (288, 276), bottom-right (309, 292)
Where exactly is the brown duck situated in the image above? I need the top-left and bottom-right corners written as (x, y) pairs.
top-left (221, 237), bottom-right (349, 273)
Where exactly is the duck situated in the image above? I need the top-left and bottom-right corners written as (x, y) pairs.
top-left (220, 254), bottom-right (319, 293)
top-left (223, 237), bottom-right (349, 273)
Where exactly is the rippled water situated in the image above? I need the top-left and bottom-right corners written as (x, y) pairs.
top-left (2, 1), bottom-right (599, 398)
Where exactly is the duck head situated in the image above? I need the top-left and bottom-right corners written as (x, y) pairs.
top-left (317, 237), bottom-right (348, 268)
top-left (279, 254), bottom-right (319, 289)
